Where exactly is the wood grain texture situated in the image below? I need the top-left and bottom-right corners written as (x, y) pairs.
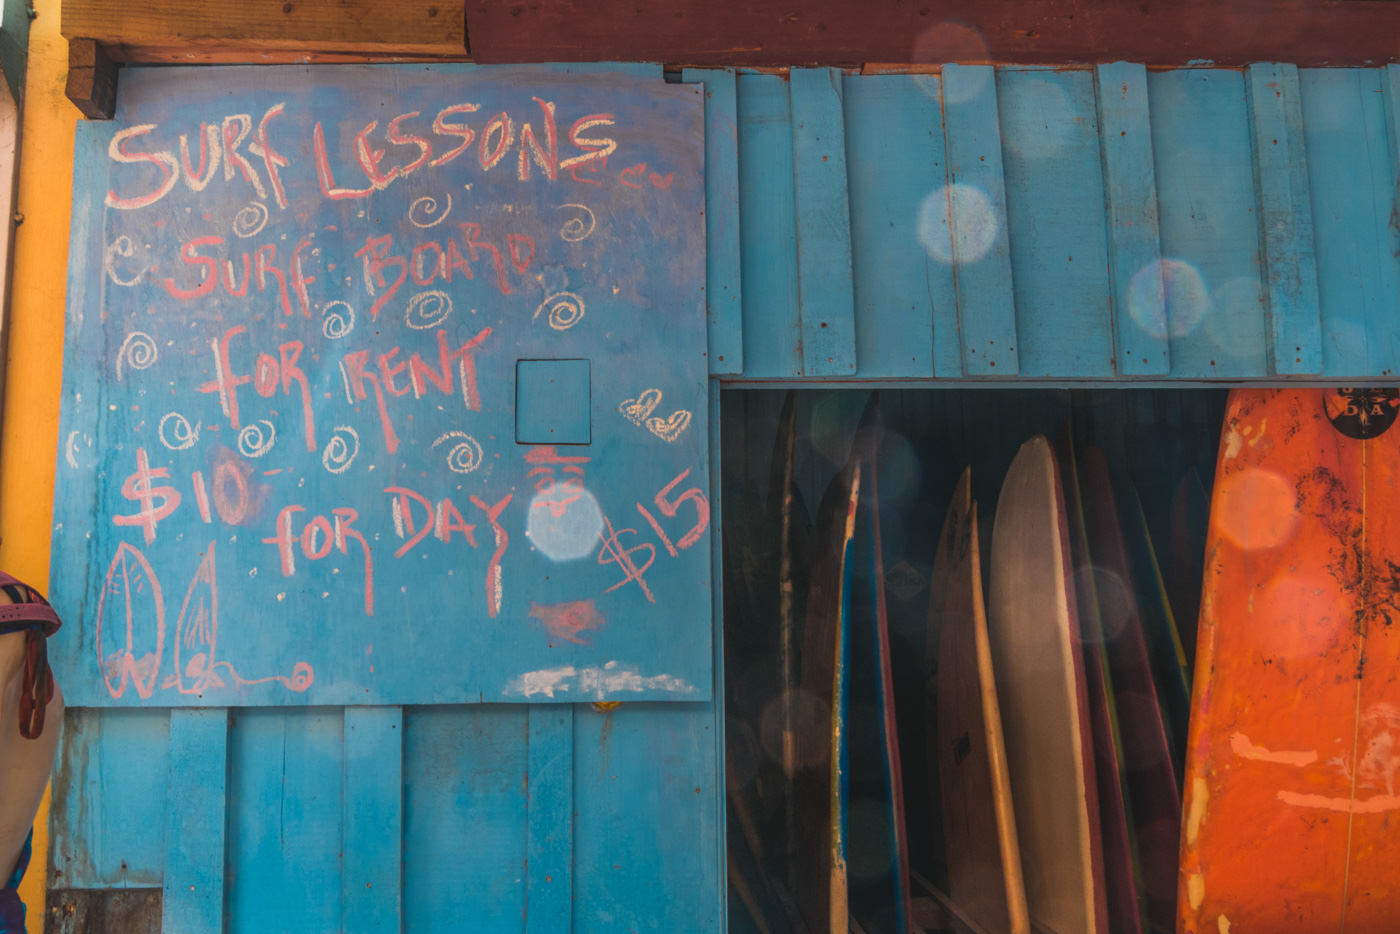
top-left (1303, 66), bottom-right (1400, 378)
top-left (843, 76), bottom-right (945, 378)
top-left (524, 705), bottom-right (572, 934)
top-left (682, 68), bottom-right (744, 376)
top-left (61, 0), bottom-right (465, 55)
top-left (342, 706), bottom-right (403, 933)
top-left (63, 37), bottom-right (116, 119)
top-left (1246, 63), bottom-right (1322, 376)
top-left (932, 470), bottom-right (1028, 934)
top-left (161, 708), bottom-right (227, 934)
top-left (941, 64), bottom-right (1018, 376)
top-left (1094, 62), bottom-right (1168, 377)
top-left (791, 67), bottom-right (857, 377)
top-left (463, 0), bottom-right (1400, 68)
top-left (987, 436), bottom-right (1105, 934)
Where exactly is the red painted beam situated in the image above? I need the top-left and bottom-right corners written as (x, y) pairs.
top-left (465, 0), bottom-right (1400, 67)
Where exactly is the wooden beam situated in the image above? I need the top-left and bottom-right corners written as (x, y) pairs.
top-left (65, 38), bottom-right (117, 120)
top-left (465, 0), bottom-right (1400, 67)
top-left (61, 0), bottom-right (467, 58)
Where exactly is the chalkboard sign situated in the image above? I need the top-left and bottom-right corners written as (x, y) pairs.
top-left (50, 64), bottom-right (711, 706)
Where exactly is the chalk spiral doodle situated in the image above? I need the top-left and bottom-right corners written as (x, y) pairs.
top-left (283, 662), bottom-right (315, 692)
top-left (115, 331), bottom-right (158, 379)
top-left (321, 425), bottom-right (360, 474)
top-left (64, 430), bottom-right (92, 469)
top-left (432, 430), bottom-right (484, 474)
top-left (409, 194), bottom-right (452, 228)
top-left (405, 290), bottom-right (453, 330)
top-left (232, 201), bottom-right (269, 238)
top-left (534, 291), bottom-right (585, 331)
top-left (104, 235), bottom-right (146, 287)
top-left (158, 412), bottom-right (201, 451)
top-left (321, 300), bottom-right (355, 339)
top-left (559, 203), bottom-right (597, 242)
top-left (237, 420), bottom-right (277, 458)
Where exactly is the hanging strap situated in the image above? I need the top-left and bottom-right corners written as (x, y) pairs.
top-left (0, 573), bottom-right (61, 740)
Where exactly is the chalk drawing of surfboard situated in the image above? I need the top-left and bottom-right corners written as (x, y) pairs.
top-left (95, 541), bottom-right (165, 700)
top-left (166, 544), bottom-right (223, 694)
top-left (167, 542), bottom-right (314, 695)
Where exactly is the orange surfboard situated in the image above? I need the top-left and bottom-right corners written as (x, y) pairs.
top-left (1181, 387), bottom-right (1400, 932)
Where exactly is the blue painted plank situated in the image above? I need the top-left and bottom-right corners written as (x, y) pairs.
top-left (708, 380), bottom-right (728, 933)
top-left (998, 68), bottom-right (1116, 378)
top-left (790, 67), bottom-right (858, 376)
top-left (525, 705), bottom-right (574, 934)
top-left (1246, 63), bottom-right (1323, 375)
top-left (1302, 67), bottom-right (1400, 377)
top-left (737, 73), bottom-right (803, 377)
top-left (403, 706), bottom-right (527, 934)
top-left (163, 708), bottom-right (228, 934)
top-left (572, 702), bottom-right (720, 933)
top-left (683, 68), bottom-right (745, 376)
top-left (843, 75), bottom-right (946, 378)
top-left (1095, 62), bottom-right (1170, 376)
top-left (225, 708), bottom-right (345, 933)
top-left (941, 64), bottom-right (1019, 375)
top-left (1147, 69), bottom-right (1270, 378)
top-left (50, 708), bottom-right (169, 887)
top-left (343, 706), bottom-right (403, 933)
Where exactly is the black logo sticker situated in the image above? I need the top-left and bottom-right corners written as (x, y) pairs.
top-left (1325, 388), bottom-right (1400, 440)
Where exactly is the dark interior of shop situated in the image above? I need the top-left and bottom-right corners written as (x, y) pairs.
top-left (721, 387), bottom-right (1230, 934)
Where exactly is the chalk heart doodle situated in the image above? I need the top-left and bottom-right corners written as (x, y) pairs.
top-left (646, 410), bottom-right (691, 444)
top-left (619, 388), bottom-right (661, 426)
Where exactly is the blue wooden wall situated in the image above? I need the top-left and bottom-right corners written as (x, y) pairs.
top-left (50, 62), bottom-right (1400, 933)
top-left (690, 63), bottom-right (1400, 382)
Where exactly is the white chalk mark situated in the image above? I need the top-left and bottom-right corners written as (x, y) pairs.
top-left (232, 201), bottom-right (269, 238)
top-left (321, 426), bottom-right (359, 474)
top-left (237, 420), bottom-right (276, 458)
top-left (158, 412), bottom-right (201, 451)
top-left (504, 661), bottom-right (696, 700)
top-left (104, 236), bottom-right (146, 287)
top-left (432, 430), bottom-right (483, 474)
top-left (559, 203), bottom-right (597, 242)
top-left (116, 331), bottom-right (158, 380)
top-left (534, 291), bottom-right (585, 331)
top-left (321, 300), bottom-right (355, 339)
top-left (405, 290), bottom-right (453, 330)
top-left (408, 193), bottom-right (452, 228)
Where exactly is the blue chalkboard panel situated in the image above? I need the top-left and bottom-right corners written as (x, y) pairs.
top-left (51, 64), bottom-right (711, 706)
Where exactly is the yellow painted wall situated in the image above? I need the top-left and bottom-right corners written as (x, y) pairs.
top-left (7, 0), bottom-right (75, 928)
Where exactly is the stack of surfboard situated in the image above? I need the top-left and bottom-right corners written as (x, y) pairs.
top-left (926, 430), bottom-right (1199, 934)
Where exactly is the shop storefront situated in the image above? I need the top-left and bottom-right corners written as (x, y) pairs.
top-left (7, 2), bottom-right (1400, 931)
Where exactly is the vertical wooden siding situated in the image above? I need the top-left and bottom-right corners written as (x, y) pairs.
top-left (704, 64), bottom-right (1400, 382)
